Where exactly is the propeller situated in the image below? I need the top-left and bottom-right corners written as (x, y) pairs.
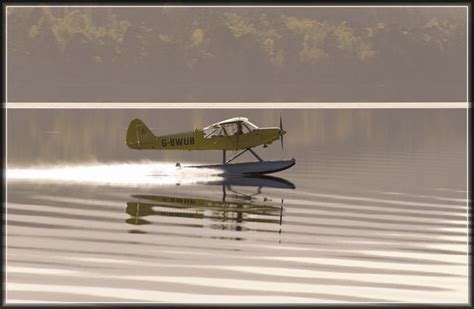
top-left (279, 115), bottom-right (284, 150)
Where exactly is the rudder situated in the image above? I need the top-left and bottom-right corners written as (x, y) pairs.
top-left (126, 119), bottom-right (156, 149)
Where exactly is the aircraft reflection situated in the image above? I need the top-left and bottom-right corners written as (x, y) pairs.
top-left (125, 175), bottom-right (295, 234)
top-left (199, 174), bottom-right (296, 190)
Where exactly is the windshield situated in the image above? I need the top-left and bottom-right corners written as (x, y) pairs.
top-left (243, 120), bottom-right (258, 131)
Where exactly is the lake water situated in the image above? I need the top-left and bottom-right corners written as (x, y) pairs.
top-left (5, 108), bottom-right (469, 303)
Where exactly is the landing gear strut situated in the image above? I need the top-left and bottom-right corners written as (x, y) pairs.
top-left (223, 148), bottom-right (263, 165)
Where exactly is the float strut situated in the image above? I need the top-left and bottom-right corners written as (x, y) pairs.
top-left (248, 148), bottom-right (264, 162)
top-left (225, 148), bottom-right (264, 164)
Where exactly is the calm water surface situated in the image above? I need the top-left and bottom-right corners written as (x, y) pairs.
top-left (6, 110), bottom-right (469, 303)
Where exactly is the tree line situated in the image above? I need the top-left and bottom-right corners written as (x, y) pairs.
top-left (7, 7), bottom-right (467, 102)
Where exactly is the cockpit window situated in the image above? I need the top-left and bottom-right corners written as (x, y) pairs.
top-left (204, 126), bottom-right (223, 138)
top-left (223, 123), bottom-right (242, 136)
top-left (203, 120), bottom-right (257, 138)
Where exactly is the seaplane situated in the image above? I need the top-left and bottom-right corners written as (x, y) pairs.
top-left (126, 116), bottom-right (296, 175)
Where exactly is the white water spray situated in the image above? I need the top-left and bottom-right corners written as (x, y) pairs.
top-left (6, 161), bottom-right (223, 187)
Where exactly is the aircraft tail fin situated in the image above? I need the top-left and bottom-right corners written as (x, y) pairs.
top-left (126, 119), bottom-right (156, 149)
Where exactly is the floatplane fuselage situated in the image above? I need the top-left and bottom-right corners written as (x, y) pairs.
top-left (126, 117), bottom-right (295, 174)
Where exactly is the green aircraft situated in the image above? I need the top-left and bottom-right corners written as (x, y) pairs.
top-left (126, 117), bottom-right (294, 171)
